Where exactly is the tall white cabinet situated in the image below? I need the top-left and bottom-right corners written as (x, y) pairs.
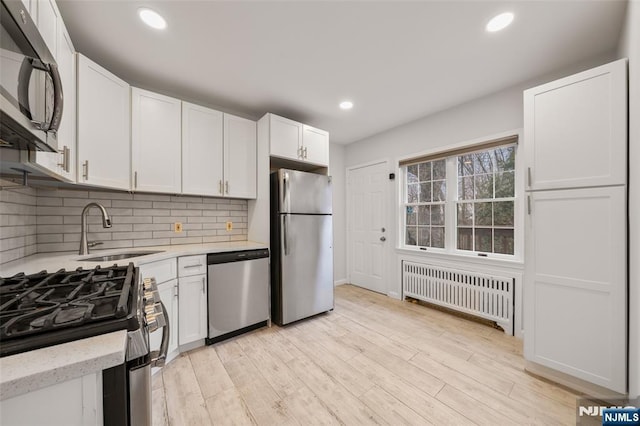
top-left (523, 59), bottom-right (628, 393)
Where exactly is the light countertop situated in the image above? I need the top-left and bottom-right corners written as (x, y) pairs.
top-left (0, 240), bottom-right (268, 276)
top-left (0, 330), bottom-right (127, 401)
top-left (0, 241), bottom-right (268, 400)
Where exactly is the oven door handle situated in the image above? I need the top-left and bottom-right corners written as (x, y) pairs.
top-left (150, 301), bottom-right (169, 368)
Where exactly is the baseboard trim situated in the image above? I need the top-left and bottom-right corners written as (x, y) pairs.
top-left (525, 360), bottom-right (627, 400)
top-left (334, 279), bottom-right (348, 286)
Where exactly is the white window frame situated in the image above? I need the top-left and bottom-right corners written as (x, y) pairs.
top-left (397, 130), bottom-right (524, 264)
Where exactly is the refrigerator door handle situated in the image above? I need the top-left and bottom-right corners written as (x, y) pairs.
top-left (283, 171), bottom-right (291, 212)
top-left (283, 214), bottom-right (290, 255)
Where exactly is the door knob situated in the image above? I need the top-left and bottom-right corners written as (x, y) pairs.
top-left (381, 227), bottom-right (386, 232)
top-left (380, 236), bottom-right (386, 242)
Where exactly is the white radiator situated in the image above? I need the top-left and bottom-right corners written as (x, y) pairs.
top-left (402, 261), bottom-right (514, 335)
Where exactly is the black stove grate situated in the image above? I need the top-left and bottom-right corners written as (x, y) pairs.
top-left (0, 263), bottom-right (141, 357)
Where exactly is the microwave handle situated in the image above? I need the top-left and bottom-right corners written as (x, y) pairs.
top-left (16, 58), bottom-right (63, 132)
top-left (17, 58), bottom-right (35, 121)
top-left (47, 62), bottom-right (63, 133)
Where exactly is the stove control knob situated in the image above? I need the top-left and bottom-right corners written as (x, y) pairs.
top-left (146, 311), bottom-right (166, 333)
top-left (144, 290), bottom-right (161, 305)
top-left (145, 303), bottom-right (162, 316)
top-left (142, 277), bottom-right (159, 292)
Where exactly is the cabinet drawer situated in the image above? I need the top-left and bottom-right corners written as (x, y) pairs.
top-left (138, 258), bottom-right (177, 284)
top-left (178, 255), bottom-right (207, 277)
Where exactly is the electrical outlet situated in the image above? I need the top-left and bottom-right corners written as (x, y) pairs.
top-left (226, 221), bottom-right (233, 231)
top-left (174, 222), bottom-right (183, 233)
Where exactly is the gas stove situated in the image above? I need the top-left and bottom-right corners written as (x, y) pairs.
top-left (0, 263), bottom-right (154, 357)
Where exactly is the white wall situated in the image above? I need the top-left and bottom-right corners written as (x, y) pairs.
top-left (330, 143), bottom-right (347, 285)
top-left (343, 52), bottom-right (617, 300)
top-left (618, 0), bottom-right (640, 400)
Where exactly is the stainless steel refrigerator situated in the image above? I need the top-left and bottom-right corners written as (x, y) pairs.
top-left (270, 169), bottom-right (334, 325)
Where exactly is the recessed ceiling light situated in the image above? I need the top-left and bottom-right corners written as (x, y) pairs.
top-left (138, 8), bottom-right (167, 30)
top-left (339, 101), bottom-right (354, 110)
top-left (486, 12), bottom-right (514, 32)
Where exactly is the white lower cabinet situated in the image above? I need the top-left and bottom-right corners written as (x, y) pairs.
top-left (0, 372), bottom-right (102, 425)
top-left (177, 255), bottom-right (207, 346)
top-left (524, 186), bottom-right (627, 392)
top-left (178, 274), bottom-right (207, 346)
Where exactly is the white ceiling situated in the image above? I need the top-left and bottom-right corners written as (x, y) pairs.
top-left (57, 0), bottom-right (627, 145)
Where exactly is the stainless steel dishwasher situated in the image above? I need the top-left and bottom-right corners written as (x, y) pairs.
top-left (205, 249), bottom-right (270, 344)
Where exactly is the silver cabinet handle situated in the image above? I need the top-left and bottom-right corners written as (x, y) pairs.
top-left (201, 276), bottom-right (205, 294)
top-left (527, 195), bottom-right (532, 215)
top-left (527, 167), bottom-right (532, 187)
top-left (183, 264), bottom-right (203, 269)
top-left (64, 146), bottom-right (70, 172)
top-left (57, 146), bottom-right (69, 172)
top-left (380, 236), bottom-right (386, 242)
top-left (134, 171), bottom-right (138, 188)
top-left (82, 160), bottom-right (88, 180)
top-left (219, 180), bottom-right (223, 195)
top-left (304, 146), bottom-right (308, 159)
top-left (225, 181), bottom-right (229, 194)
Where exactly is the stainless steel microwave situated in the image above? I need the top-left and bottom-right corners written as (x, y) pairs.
top-left (0, 0), bottom-right (63, 152)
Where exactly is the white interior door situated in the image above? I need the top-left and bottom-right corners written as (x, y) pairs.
top-left (347, 161), bottom-right (388, 294)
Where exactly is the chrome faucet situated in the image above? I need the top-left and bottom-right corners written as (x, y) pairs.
top-left (79, 202), bottom-right (112, 255)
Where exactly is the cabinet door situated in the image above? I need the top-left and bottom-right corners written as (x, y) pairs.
top-left (52, 23), bottom-right (75, 181)
top-left (524, 186), bottom-right (626, 392)
top-left (224, 114), bottom-right (256, 199)
top-left (178, 274), bottom-right (207, 346)
top-left (524, 59), bottom-right (627, 190)
top-left (132, 88), bottom-right (182, 193)
top-left (77, 54), bottom-right (130, 190)
top-left (36, 0), bottom-right (58, 58)
top-left (269, 114), bottom-right (302, 161)
top-left (150, 279), bottom-right (179, 361)
top-left (182, 102), bottom-right (224, 196)
top-left (302, 124), bottom-right (329, 166)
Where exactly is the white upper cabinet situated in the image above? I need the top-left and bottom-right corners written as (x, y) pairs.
top-left (29, 0), bottom-right (76, 182)
top-left (77, 54), bottom-right (130, 190)
top-left (52, 23), bottom-right (75, 181)
top-left (36, 0), bottom-right (58, 57)
top-left (131, 88), bottom-right (182, 194)
top-left (267, 113), bottom-right (329, 167)
top-left (182, 102), bottom-right (224, 197)
top-left (224, 114), bottom-right (257, 199)
top-left (524, 59), bottom-right (627, 190)
top-left (302, 124), bottom-right (329, 166)
top-left (269, 114), bottom-right (303, 161)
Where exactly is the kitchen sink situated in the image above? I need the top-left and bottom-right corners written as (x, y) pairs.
top-left (82, 250), bottom-right (164, 262)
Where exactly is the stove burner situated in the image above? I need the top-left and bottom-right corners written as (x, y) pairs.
top-left (0, 263), bottom-right (139, 357)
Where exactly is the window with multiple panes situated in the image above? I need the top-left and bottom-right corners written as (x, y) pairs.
top-left (405, 159), bottom-right (446, 248)
top-left (401, 136), bottom-right (517, 257)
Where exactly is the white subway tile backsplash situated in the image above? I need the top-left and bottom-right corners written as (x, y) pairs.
top-left (133, 223), bottom-right (171, 232)
top-left (134, 193), bottom-right (171, 202)
top-left (112, 200), bottom-right (153, 209)
top-left (0, 186), bottom-right (248, 265)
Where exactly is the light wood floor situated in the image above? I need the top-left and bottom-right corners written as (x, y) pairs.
top-left (152, 284), bottom-right (580, 425)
